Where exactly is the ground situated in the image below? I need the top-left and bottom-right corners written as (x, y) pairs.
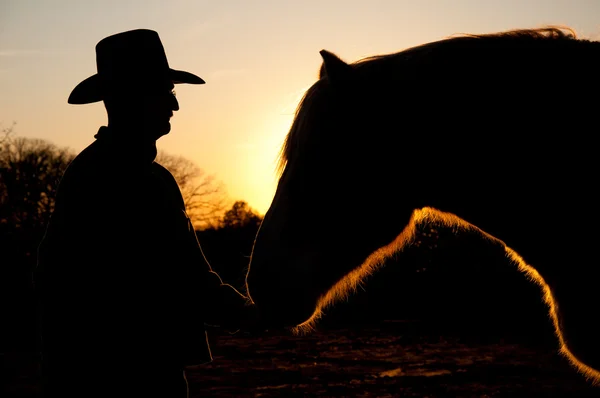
top-left (4, 321), bottom-right (599, 397)
top-left (190, 321), bottom-right (597, 397)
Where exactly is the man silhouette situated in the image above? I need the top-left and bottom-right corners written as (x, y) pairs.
top-left (35, 29), bottom-right (255, 398)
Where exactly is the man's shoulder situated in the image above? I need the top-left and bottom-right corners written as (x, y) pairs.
top-left (151, 162), bottom-right (178, 184)
top-left (60, 142), bottom-right (101, 179)
top-left (59, 140), bottom-right (126, 198)
top-left (151, 161), bottom-right (172, 174)
top-left (72, 138), bottom-right (115, 168)
top-left (151, 162), bottom-right (185, 206)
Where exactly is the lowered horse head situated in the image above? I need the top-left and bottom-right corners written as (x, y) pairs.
top-left (246, 26), bottom-right (600, 382)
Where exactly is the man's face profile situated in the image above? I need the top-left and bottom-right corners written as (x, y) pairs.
top-left (106, 83), bottom-right (180, 140)
top-left (140, 85), bottom-right (180, 139)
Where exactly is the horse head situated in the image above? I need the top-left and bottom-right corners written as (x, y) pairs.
top-left (246, 49), bottom-right (419, 330)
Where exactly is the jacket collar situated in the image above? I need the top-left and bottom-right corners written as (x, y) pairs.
top-left (94, 126), bottom-right (158, 165)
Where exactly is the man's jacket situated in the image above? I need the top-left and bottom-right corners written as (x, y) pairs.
top-left (35, 126), bottom-right (243, 367)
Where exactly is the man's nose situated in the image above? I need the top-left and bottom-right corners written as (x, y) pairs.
top-left (171, 96), bottom-right (179, 111)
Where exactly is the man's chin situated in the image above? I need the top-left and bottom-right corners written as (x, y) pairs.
top-left (154, 123), bottom-right (171, 139)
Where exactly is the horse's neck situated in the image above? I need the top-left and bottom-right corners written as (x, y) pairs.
top-left (382, 134), bottom-right (531, 246)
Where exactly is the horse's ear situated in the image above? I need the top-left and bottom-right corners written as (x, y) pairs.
top-left (319, 50), bottom-right (353, 85)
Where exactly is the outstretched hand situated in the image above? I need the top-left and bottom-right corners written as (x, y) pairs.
top-left (204, 283), bottom-right (260, 333)
top-left (224, 299), bottom-right (261, 335)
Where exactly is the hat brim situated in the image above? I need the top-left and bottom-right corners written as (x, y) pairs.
top-left (171, 69), bottom-right (205, 85)
top-left (67, 68), bottom-right (205, 104)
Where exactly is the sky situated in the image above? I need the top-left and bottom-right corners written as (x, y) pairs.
top-left (1, 0), bottom-right (600, 215)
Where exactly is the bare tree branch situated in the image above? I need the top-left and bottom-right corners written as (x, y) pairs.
top-left (0, 121), bottom-right (16, 145)
top-left (155, 151), bottom-right (230, 230)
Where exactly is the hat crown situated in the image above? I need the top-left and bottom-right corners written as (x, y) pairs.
top-left (95, 29), bottom-right (171, 90)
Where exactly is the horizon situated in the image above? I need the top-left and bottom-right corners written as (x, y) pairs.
top-left (2, 0), bottom-right (600, 215)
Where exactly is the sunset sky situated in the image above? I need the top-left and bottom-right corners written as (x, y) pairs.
top-left (2, 0), bottom-right (599, 215)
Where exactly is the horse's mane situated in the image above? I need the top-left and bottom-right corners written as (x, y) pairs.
top-left (454, 25), bottom-right (576, 40)
top-left (276, 26), bottom-right (580, 176)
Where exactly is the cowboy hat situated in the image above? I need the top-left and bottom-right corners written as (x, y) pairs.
top-left (68, 29), bottom-right (205, 104)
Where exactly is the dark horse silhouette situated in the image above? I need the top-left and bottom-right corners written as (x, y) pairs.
top-left (245, 27), bottom-right (600, 384)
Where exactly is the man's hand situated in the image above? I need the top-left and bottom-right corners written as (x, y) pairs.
top-left (204, 283), bottom-right (260, 333)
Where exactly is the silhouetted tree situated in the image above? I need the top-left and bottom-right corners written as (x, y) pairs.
top-left (0, 127), bottom-right (76, 351)
top-left (156, 151), bottom-right (228, 229)
top-left (0, 122), bottom-right (17, 218)
top-left (0, 134), bottom-right (75, 232)
top-left (220, 200), bottom-right (262, 230)
top-left (196, 201), bottom-right (263, 290)
top-left (0, 128), bottom-right (76, 271)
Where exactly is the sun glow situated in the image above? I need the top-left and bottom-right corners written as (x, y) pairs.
top-left (232, 96), bottom-right (301, 215)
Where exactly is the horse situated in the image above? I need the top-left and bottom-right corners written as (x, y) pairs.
top-left (244, 26), bottom-right (600, 383)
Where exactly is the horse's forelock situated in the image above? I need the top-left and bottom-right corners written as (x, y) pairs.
top-left (276, 80), bottom-right (329, 177)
